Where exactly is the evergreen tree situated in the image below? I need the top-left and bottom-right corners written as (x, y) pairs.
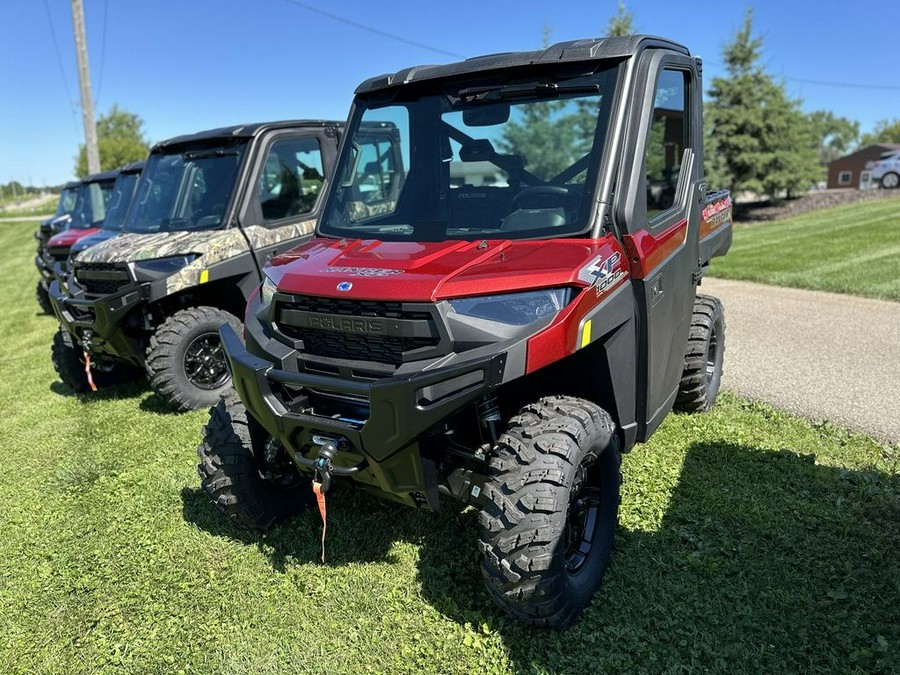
top-left (606, 1), bottom-right (635, 37)
top-left (704, 9), bottom-right (820, 198)
top-left (75, 105), bottom-right (150, 178)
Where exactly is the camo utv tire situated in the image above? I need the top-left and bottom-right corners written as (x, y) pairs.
top-left (36, 281), bottom-right (53, 314)
top-left (479, 396), bottom-right (621, 629)
top-left (198, 396), bottom-right (315, 530)
top-left (674, 294), bottom-right (725, 413)
top-left (146, 306), bottom-right (241, 412)
top-left (51, 329), bottom-right (140, 393)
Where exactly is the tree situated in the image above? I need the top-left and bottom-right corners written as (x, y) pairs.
top-left (860, 118), bottom-right (900, 146)
top-left (808, 110), bottom-right (859, 165)
top-left (75, 105), bottom-right (150, 178)
top-left (806, 110), bottom-right (859, 183)
top-left (704, 9), bottom-right (820, 198)
top-left (606, 1), bottom-right (635, 37)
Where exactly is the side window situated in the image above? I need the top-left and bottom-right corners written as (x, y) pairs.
top-left (256, 137), bottom-right (324, 223)
top-left (645, 69), bottom-right (688, 219)
top-left (353, 136), bottom-right (402, 204)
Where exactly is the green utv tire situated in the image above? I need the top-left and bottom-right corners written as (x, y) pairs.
top-left (51, 329), bottom-right (140, 393)
top-left (479, 396), bottom-right (621, 629)
top-left (36, 280), bottom-right (53, 314)
top-left (145, 306), bottom-right (241, 412)
top-left (198, 396), bottom-right (315, 530)
top-left (674, 294), bottom-right (725, 413)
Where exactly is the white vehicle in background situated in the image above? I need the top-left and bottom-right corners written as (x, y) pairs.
top-left (870, 150), bottom-right (900, 189)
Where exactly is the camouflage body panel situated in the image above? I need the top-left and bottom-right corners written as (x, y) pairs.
top-left (75, 220), bottom-right (316, 296)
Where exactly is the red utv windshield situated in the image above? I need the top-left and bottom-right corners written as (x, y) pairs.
top-left (320, 66), bottom-right (618, 242)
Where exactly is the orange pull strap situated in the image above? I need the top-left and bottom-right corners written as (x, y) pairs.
top-left (83, 351), bottom-right (98, 392)
top-left (312, 481), bottom-right (327, 563)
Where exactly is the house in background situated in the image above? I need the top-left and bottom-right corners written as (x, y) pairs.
top-left (826, 143), bottom-right (900, 189)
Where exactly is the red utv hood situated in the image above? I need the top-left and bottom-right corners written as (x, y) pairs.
top-left (48, 227), bottom-right (100, 247)
top-left (269, 237), bottom-right (622, 301)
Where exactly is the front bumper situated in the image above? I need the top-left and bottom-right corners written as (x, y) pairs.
top-left (221, 323), bottom-right (506, 502)
top-left (35, 254), bottom-right (54, 289)
top-left (49, 279), bottom-right (148, 366)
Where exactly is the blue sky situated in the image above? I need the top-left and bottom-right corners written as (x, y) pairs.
top-left (1, 0), bottom-right (898, 186)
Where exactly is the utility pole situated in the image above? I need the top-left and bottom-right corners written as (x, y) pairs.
top-left (71, 0), bottom-right (100, 175)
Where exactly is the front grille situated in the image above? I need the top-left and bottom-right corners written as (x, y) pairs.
top-left (74, 262), bottom-right (131, 296)
top-left (47, 245), bottom-right (70, 262)
top-left (275, 295), bottom-right (442, 367)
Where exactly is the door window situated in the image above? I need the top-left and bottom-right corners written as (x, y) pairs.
top-left (256, 137), bottom-right (324, 223)
top-left (645, 69), bottom-right (688, 219)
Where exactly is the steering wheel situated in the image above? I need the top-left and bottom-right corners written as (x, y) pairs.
top-left (510, 185), bottom-right (572, 210)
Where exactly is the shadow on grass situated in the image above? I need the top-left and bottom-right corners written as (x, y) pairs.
top-left (49, 378), bottom-right (147, 402)
top-left (48, 377), bottom-right (199, 416)
top-left (182, 441), bottom-right (900, 673)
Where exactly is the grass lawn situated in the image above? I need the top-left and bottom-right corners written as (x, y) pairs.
top-left (1, 220), bottom-right (898, 674)
top-left (710, 196), bottom-right (900, 301)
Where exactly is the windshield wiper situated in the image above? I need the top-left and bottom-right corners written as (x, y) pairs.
top-left (458, 82), bottom-right (600, 103)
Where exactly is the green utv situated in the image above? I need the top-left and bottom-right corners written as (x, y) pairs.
top-left (197, 36), bottom-right (733, 628)
top-left (49, 120), bottom-right (345, 411)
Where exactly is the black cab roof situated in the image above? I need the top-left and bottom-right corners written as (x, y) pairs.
top-left (151, 120), bottom-right (343, 153)
top-left (83, 168), bottom-right (120, 184)
top-left (356, 35), bottom-right (690, 94)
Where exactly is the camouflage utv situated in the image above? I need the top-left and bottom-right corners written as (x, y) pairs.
top-left (49, 120), bottom-right (343, 411)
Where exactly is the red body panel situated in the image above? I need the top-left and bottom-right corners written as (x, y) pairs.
top-left (47, 227), bottom-right (101, 248)
top-left (270, 234), bottom-right (632, 374)
top-left (271, 236), bottom-right (629, 302)
top-left (524, 238), bottom-right (629, 374)
top-left (621, 219), bottom-right (687, 280)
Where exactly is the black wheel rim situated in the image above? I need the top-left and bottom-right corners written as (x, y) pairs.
top-left (183, 332), bottom-right (229, 389)
top-left (565, 456), bottom-right (602, 575)
top-left (706, 323), bottom-right (720, 384)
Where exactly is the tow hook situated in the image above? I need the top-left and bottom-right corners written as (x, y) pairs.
top-left (313, 442), bottom-right (337, 493)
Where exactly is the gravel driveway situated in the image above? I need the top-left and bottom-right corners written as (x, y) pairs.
top-left (702, 277), bottom-right (900, 444)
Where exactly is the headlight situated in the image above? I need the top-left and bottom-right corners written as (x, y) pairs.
top-left (260, 275), bottom-right (277, 306)
top-left (132, 254), bottom-right (197, 275)
top-left (448, 288), bottom-right (573, 326)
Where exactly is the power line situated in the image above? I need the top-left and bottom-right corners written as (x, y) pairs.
top-left (43, 0), bottom-right (81, 138)
top-left (281, 0), bottom-right (465, 59)
top-left (703, 59), bottom-right (900, 92)
top-left (94, 0), bottom-right (110, 107)
top-left (43, 0), bottom-right (76, 106)
top-left (783, 76), bottom-right (900, 92)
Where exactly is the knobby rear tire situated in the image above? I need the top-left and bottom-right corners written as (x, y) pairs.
top-left (674, 294), bottom-right (725, 413)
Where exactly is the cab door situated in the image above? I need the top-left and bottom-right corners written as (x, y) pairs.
top-left (614, 51), bottom-right (705, 440)
top-left (239, 127), bottom-right (337, 273)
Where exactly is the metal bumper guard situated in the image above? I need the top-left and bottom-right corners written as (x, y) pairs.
top-left (48, 279), bottom-right (145, 361)
top-left (221, 324), bottom-right (506, 494)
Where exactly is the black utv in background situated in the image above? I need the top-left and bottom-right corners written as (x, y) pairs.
top-left (35, 171), bottom-right (118, 313)
top-left (50, 120), bottom-right (342, 411)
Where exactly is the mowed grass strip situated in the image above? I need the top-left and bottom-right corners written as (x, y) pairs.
top-left (710, 196), bottom-right (900, 301)
top-left (0, 221), bottom-right (897, 674)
